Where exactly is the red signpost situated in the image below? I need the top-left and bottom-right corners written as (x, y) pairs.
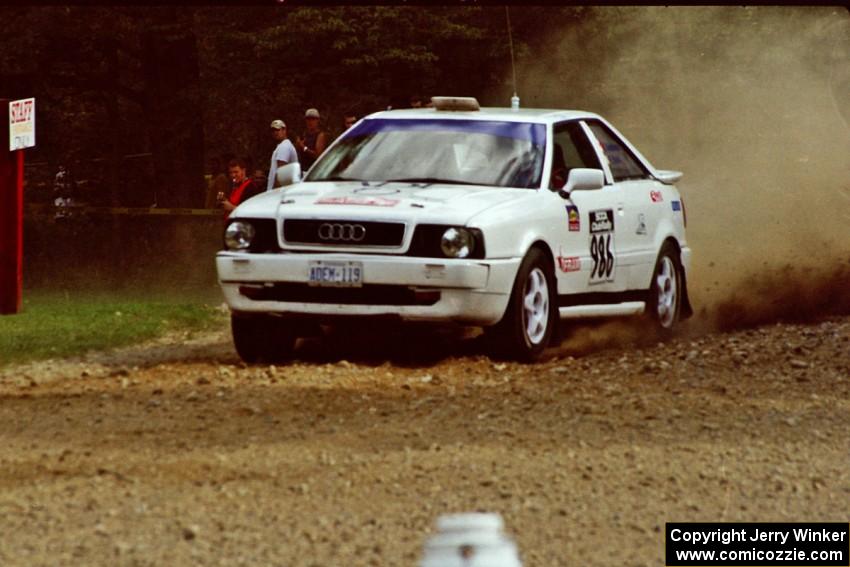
top-left (0, 98), bottom-right (34, 315)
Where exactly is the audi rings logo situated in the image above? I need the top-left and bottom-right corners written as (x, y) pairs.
top-left (318, 223), bottom-right (367, 242)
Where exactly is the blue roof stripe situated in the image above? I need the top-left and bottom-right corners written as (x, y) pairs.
top-left (346, 118), bottom-right (546, 145)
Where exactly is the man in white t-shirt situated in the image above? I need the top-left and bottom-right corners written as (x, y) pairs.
top-left (267, 119), bottom-right (299, 191)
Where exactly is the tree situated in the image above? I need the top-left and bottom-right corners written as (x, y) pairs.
top-left (0, 6), bottom-right (587, 204)
top-left (0, 6), bottom-right (205, 207)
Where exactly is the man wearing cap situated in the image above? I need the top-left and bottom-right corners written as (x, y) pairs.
top-left (267, 119), bottom-right (299, 191)
top-left (296, 108), bottom-right (328, 172)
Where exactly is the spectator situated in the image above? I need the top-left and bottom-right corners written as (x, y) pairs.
top-left (205, 157), bottom-right (230, 209)
top-left (267, 119), bottom-right (298, 191)
top-left (53, 163), bottom-right (77, 219)
top-left (252, 168), bottom-right (267, 192)
top-left (220, 158), bottom-right (262, 218)
top-left (343, 113), bottom-right (357, 130)
top-left (296, 108), bottom-right (328, 172)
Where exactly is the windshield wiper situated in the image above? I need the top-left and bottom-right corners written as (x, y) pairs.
top-left (383, 177), bottom-right (482, 186)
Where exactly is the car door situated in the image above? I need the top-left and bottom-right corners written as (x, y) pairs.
top-left (549, 121), bottom-right (626, 295)
top-left (583, 119), bottom-right (659, 291)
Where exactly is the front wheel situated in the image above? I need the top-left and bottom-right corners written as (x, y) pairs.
top-left (645, 242), bottom-right (682, 336)
top-left (231, 314), bottom-right (296, 364)
top-left (487, 247), bottom-right (557, 362)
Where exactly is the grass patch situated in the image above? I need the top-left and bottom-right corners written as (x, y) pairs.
top-left (0, 291), bottom-right (224, 366)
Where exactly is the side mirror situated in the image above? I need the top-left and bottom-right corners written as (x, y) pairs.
top-left (274, 162), bottom-right (302, 188)
top-left (558, 168), bottom-right (604, 198)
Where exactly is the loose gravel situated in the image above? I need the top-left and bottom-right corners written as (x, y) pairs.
top-left (0, 317), bottom-right (848, 566)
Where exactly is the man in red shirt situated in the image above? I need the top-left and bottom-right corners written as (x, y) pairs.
top-left (219, 158), bottom-right (262, 218)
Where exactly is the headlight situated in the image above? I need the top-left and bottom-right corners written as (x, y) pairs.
top-left (224, 221), bottom-right (256, 251)
top-left (440, 227), bottom-right (475, 258)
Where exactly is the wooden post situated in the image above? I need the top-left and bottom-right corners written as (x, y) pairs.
top-left (0, 99), bottom-right (25, 315)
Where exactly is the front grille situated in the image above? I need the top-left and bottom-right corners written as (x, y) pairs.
top-left (283, 219), bottom-right (405, 247)
top-left (239, 283), bottom-right (440, 306)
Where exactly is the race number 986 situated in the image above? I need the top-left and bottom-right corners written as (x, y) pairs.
top-left (590, 234), bottom-right (614, 282)
top-left (588, 209), bottom-right (616, 284)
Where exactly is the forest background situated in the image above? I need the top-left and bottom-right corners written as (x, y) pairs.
top-left (2, 6), bottom-right (600, 208)
top-left (2, 6), bottom-right (848, 299)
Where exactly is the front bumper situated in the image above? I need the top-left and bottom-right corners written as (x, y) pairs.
top-left (216, 252), bottom-right (520, 325)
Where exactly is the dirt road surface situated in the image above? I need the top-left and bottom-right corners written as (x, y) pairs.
top-left (0, 316), bottom-right (848, 566)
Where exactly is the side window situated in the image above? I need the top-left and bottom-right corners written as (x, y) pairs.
top-left (587, 121), bottom-right (648, 181)
top-left (550, 121), bottom-right (602, 189)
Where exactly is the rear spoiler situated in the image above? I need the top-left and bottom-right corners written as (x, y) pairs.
top-left (655, 169), bottom-right (683, 185)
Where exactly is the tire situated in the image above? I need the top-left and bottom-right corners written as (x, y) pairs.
top-left (645, 242), bottom-right (682, 336)
top-left (231, 314), bottom-right (296, 364)
top-left (487, 247), bottom-right (557, 362)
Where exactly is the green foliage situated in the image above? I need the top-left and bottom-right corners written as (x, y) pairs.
top-left (1, 7), bottom-right (588, 195)
top-left (0, 292), bottom-right (223, 366)
top-left (195, 6), bottom-right (573, 161)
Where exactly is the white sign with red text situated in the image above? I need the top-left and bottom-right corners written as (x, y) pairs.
top-left (9, 98), bottom-right (35, 151)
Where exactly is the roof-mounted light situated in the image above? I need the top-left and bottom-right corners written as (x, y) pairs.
top-left (431, 96), bottom-right (480, 112)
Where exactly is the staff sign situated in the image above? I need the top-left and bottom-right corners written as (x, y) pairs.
top-left (9, 98), bottom-right (35, 151)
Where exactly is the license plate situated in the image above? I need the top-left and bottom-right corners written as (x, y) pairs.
top-left (308, 261), bottom-right (363, 287)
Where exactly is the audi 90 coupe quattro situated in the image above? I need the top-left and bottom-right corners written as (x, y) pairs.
top-left (217, 96), bottom-right (692, 362)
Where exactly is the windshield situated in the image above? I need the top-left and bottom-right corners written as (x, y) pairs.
top-left (305, 118), bottom-right (546, 189)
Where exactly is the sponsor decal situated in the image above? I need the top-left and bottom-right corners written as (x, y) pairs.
top-left (671, 200), bottom-right (682, 212)
top-left (315, 196), bottom-right (399, 207)
top-left (566, 205), bottom-right (580, 232)
top-left (589, 209), bottom-right (614, 233)
top-left (557, 255), bottom-right (581, 273)
top-left (636, 213), bottom-right (647, 235)
top-left (650, 190), bottom-right (663, 203)
top-left (589, 209), bottom-right (615, 284)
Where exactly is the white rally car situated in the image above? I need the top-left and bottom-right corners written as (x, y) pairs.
top-left (217, 97), bottom-right (692, 362)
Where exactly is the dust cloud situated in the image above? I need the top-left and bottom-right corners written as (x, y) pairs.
top-left (551, 262), bottom-right (850, 358)
top-left (516, 6), bottom-right (850, 332)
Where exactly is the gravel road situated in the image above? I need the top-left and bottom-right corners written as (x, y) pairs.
top-left (0, 315), bottom-right (848, 567)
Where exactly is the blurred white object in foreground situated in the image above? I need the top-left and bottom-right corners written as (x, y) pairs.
top-left (420, 513), bottom-right (522, 567)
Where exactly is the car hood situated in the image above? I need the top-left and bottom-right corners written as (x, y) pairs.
top-left (232, 181), bottom-right (535, 226)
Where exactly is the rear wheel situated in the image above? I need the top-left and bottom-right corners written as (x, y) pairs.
top-left (645, 242), bottom-right (682, 336)
top-left (487, 247), bottom-right (556, 362)
top-left (231, 314), bottom-right (296, 363)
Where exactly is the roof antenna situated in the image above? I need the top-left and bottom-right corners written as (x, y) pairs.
top-left (505, 6), bottom-right (519, 110)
